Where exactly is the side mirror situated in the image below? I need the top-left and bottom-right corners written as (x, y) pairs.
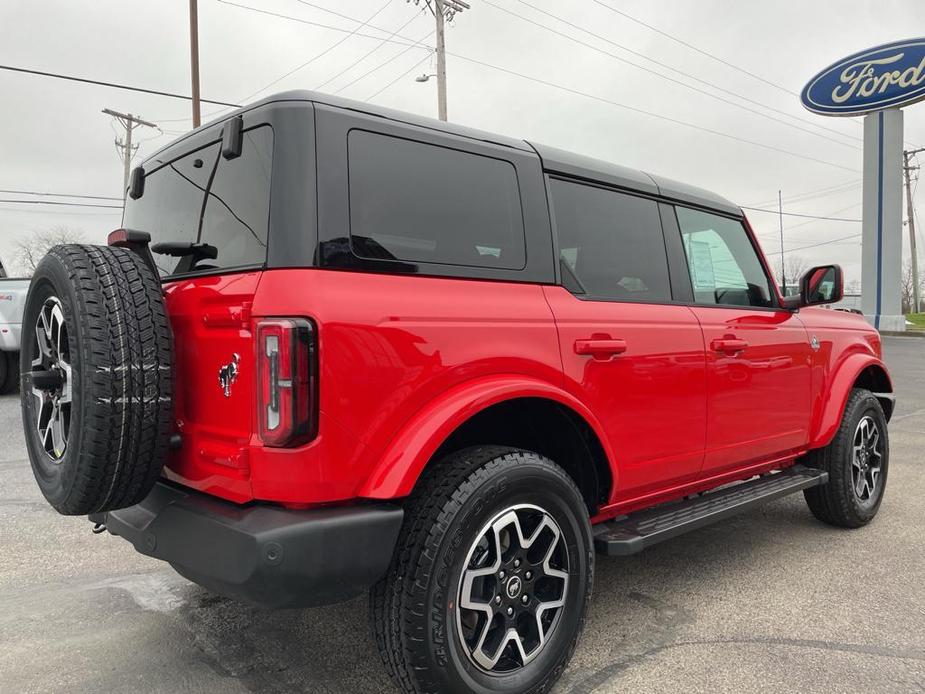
top-left (783, 264), bottom-right (843, 309)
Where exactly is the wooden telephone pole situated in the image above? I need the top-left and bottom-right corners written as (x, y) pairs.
top-left (190, 0), bottom-right (202, 128)
top-left (102, 109), bottom-right (157, 196)
top-left (424, 0), bottom-right (470, 121)
top-left (903, 148), bottom-right (924, 313)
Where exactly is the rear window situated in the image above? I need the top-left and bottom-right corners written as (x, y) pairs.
top-left (346, 130), bottom-right (526, 269)
top-left (124, 125), bottom-right (273, 277)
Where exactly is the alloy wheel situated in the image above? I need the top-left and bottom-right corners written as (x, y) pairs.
top-left (851, 415), bottom-right (882, 502)
top-left (456, 503), bottom-right (570, 674)
top-left (30, 297), bottom-right (72, 462)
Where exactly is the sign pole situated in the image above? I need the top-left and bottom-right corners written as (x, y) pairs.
top-left (860, 109), bottom-right (905, 331)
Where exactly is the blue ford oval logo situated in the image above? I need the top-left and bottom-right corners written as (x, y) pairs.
top-left (801, 38), bottom-right (925, 116)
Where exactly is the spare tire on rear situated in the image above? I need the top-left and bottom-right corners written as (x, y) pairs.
top-left (21, 244), bottom-right (174, 515)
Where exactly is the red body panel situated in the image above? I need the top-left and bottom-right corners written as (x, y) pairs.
top-left (690, 306), bottom-right (813, 473)
top-left (542, 287), bottom-right (706, 500)
top-left (160, 266), bottom-right (889, 517)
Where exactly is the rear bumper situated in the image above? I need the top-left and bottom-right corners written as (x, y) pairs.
top-left (89, 481), bottom-right (403, 608)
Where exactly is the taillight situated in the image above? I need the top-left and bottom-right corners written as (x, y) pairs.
top-left (257, 318), bottom-right (317, 447)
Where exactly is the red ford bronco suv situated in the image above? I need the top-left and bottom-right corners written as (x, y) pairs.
top-left (21, 91), bottom-right (893, 694)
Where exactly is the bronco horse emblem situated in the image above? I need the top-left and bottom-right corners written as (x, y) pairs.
top-left (219, 353), bottom-right (240, 397)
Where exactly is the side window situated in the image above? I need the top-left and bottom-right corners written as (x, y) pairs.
top-left (549, 178), bottom-right (671, 302)
top-left (675, 207), bottom-right (774, 308)
top-left (199, 125), bottom-right (273, 272)
top-left (347, 130), bottom-right (526, 269)
top-left (123, 143), bottom-right (219, 277)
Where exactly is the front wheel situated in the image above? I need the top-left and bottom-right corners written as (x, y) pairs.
top-left (804, 388), bottom-right (889, 528)
top-left (370, 446), bottom-right (593, 694)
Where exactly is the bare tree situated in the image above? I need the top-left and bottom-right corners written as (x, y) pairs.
top-left (14, 227), bottom-right (85, 276)
top-left (776, 254), bottom-right (810, 294)
top-left (901, 260), bottom-right (925, 314)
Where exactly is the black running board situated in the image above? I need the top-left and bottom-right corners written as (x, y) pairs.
top-left (593, 465), bottom-right (828, 556)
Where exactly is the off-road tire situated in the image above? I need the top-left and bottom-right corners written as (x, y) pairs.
top-left (21, 245), bottom-right (174, 515)
top-left (1, 351), bottom-right (21, 394)
top-left (803, 388), bottom-right (889, 528)
top-left (370, 446), bottom-right (593, 694)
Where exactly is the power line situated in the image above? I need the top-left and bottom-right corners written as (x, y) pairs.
top-left (366, 52), bottom-right (434, 101)
top-left (445, 51), bottom-right (859, 173)
top-left (764, 232), bottom-right (862, 256)
top-left (214, 0), bottom-right (857, 170)
top-left (0, 199), bottom-right (123, 209)
top-left (335, 29), bottom-right (434, 95)
top-left (241, 0), bottom-right (396, 103)
top-left (745, 179), bottom-right (862, 208)
top-left (0, 189), bottom-right (122, 201)
top-left (318, 11), bottom-right (423, 91)
top-left (741, 206), bottom-right (861, 222)
top-left (216, 1), bottom-right (431, 51)
top-left (0, 64), bottom-right (239, 107)
top-left (589, 0), bottom-right (797, 98)
top-left (499, 0), bottom-right (861, 149)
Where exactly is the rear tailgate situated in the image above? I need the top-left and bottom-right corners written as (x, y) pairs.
top-left (162, 272), bottom-right (261, 502)
top-left (121, 120), bottom-right (276, 503)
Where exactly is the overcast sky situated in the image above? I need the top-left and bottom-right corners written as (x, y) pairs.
top-left (2, 0), bottom-right (924, 284)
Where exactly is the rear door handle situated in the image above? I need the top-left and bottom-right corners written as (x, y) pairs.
top-left (711, 337), bottom-right (749, 355)
top-left (574, 338), bottom-right (627, 360)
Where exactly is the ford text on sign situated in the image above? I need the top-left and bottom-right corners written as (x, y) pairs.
top-left (801, 38), bottom-right (925, 116)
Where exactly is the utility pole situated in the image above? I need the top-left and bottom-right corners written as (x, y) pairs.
top-left (903, 148), bottom-right (924, 314)
top-left (190, 0), bottom-right (202, 128)
top-left (778, 189), bottom-right (786, 296)
top-left (423, 0), bottom-right (469, 121)
top-left (102, 109), bottom-right (157, 196)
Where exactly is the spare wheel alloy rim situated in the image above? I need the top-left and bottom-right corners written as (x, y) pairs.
top-left (456, 503), bottom-right (570, 674)
top-left (31, 296), bottom-right (72, 462)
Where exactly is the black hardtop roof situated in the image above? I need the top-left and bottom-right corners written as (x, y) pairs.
top-left (148, 90), bottom-right (741, 217)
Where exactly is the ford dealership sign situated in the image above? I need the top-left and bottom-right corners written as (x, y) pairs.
top-left (801, 38), bottom-right (925, 116)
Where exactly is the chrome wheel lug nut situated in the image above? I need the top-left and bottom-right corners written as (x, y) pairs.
top-left (494, 595), bottom-right (501, 605)
top-left (513, 559), bottom-right (521, 568)
top-left (506, 607), bottom-right (514, 617)
top-left (499, 570), bottom-right (506, 580)
top-left (525, 570), bottom-right (532, 580)
top-left (521, 595), bottom-right (528, 604)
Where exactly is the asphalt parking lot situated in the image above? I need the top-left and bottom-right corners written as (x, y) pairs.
top-left (1, 335), bottom-right (923, 693)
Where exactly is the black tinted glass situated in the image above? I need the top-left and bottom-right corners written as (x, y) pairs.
top-left (550, 179), bottom-right (671, 302)
top-left (347, 130), bottom-right (526, 269)
top-left (124, 142), bottom-right (218, 277)
top-left (123, 125), bottom-right (272, 277)
top-left (675, 207), bottom-right (774, 308)
top-left (200, 126), bottom-right (273, 272)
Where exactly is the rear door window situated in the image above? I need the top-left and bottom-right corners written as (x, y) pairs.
top-left (123, 125), bottom-right (273, 277)
top-left (549, 178), bottom-right (672, 302)
top-left (347, 130), bottom-right (526, 269)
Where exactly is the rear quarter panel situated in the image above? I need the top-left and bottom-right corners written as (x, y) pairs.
top-left (248, 269), bottom-right (564, 502)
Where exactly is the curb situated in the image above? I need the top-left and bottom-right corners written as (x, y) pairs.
top-left (881, 330), bottom-right (925, 338)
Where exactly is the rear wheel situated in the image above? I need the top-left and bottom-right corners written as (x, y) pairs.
top-left (21, 245), bottom-right (174, 515)
top-left (804, 388), bottom-right (889, 528)
top-left (370, 446), bottom-right (593, 694)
